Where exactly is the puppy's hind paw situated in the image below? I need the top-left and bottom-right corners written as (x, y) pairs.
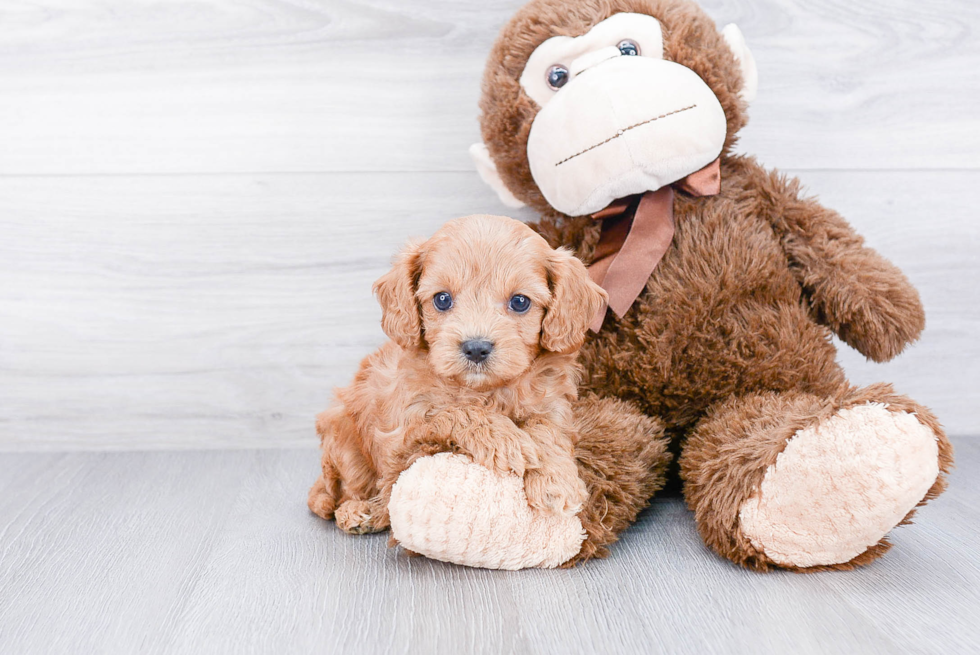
top-left (308, 477), bottom-right (337, 520)
top-left (335, 499), bottom-right (385, 535)
top-left (524, 469), bottom-right (588, 517)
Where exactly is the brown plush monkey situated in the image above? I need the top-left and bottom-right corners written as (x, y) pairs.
top-left (388, 0), bottom-right (953, 571)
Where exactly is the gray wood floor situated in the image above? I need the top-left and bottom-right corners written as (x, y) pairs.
top-left (1, 440), bottom-right (977, 655)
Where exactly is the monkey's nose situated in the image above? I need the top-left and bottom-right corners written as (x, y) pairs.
top-left (569, 45), bottom-right (621, 77)
top-left (461, 339), bottom-right (494, 364)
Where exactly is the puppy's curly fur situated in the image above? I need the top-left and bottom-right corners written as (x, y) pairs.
top-left (308, 215), bottom-right (608, 535)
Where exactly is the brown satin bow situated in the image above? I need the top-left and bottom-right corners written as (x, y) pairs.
top-left (587, 158), bottom-right (722, 332)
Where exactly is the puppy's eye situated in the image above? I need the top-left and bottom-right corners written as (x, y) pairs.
top-left (433, 292), bottom-right (453, 312)
top-left (546, 65), bottom-right (569, 90)
top-left (617, 39), bottom-right (640, 56)
top-left (508, 294), bottom-right (531, 313)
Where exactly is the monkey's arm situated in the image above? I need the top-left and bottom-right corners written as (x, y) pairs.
top-left (754, 162), bottom-right (924, 362)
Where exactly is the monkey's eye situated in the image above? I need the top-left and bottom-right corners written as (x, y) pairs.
top-left (433, 292), bottom-right (453, 312)
top-left (617, 39), bottom-right (640, 56)
top-left (545, 65), bottom-right (569, 90)
top-left (508, 294), bottom-right (531, 313)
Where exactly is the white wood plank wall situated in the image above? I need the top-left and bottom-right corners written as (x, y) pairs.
top-left (1, 0), bottom-right (978, 450)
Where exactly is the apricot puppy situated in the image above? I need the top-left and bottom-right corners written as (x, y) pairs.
top-left (308, 214), bottom-right (607, 535)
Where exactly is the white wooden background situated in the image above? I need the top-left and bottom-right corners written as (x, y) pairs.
top-left (1, 0), bottom-right (978, 450)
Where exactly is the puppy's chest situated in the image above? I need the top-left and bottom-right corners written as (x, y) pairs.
top-left (389, 355), bottom-right (573, 430)
top-left (403, 384), bottom-right (546, 431)
top-left (434, 387), bottom-right (529, 421)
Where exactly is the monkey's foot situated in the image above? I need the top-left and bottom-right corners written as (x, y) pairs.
top-left (388, 453), bottom-right (585, 569)
top-left (739, 403), bottom-right (941, 568)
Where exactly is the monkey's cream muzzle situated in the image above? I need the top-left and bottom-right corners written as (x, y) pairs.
top-left (526, 55), bottom-right (727, 217)
top-left (469, 14), bottom-right (756, 215)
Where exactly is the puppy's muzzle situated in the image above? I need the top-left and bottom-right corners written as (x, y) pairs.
top-left (461, 339), bottom-right (494, 364)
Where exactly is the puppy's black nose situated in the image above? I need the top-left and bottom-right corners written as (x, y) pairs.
top-left (461, 339), bottom-right (494, 364)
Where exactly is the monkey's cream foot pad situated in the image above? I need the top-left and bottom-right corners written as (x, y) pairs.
top-left (739, 404), bottom-right (941, 568)
top-left (388, 453), bottom-right (586, 569)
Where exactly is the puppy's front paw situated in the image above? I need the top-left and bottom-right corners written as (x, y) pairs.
top-left (465, 441), bottom-right (524, 477)
top-left (460, 419), bottom-right (541, 477)
top-left (335, 499), bottom-right (384, 535)
top-left (524, 468), bottom-right (588, 516)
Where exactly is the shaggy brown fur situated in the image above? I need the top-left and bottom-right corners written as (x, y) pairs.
top-left (476, 0), bottom-right (953, 569)
top-left (309, 215), bottom-right (609, 533)
top-left (565, 394), bottom-right (672, 565)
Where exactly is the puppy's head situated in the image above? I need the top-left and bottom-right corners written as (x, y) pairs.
top-left (374, 215), bottom-right (606, 389)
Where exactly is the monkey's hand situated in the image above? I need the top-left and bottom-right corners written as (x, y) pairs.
top-left (757, 161), bottom-right (925, 362)
top-left (803, 250), bottom-right (925, 363)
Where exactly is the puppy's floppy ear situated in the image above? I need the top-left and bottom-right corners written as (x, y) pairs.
top-left (541, 248), bottom-right (607, 354)
top-left (373, 239), bottom-right (426, 350)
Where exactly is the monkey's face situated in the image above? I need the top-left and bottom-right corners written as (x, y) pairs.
top-left (472, 0), bottom-right (757, 216)
top-left (521, 13), bottom-right (727, 216)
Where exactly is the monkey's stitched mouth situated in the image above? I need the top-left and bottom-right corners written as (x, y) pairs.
top-left (554, 104), bottom-right (697, 167)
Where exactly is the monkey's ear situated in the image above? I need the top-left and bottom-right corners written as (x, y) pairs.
top-left (722, 24), bottom-right (758, 103)
top-left (469, 143), bottom-right (527, 209)
top-left (373, 239), bottom-right (426, 350)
